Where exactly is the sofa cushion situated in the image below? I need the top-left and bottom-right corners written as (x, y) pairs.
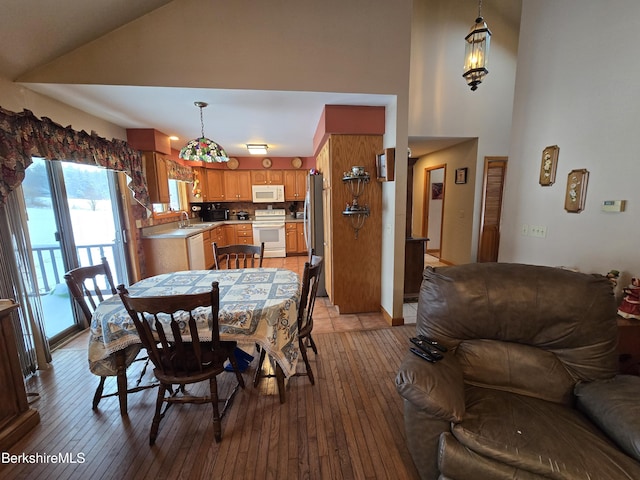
top-left (456, 339), bottom-right (576, 405)
top-left (575, 375), bottom-right (640, 462)
top-left (449, 386), bottom-right (640, 479)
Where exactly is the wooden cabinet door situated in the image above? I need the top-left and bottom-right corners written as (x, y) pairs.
top-left (284, 170), bottom-right (306, 201)
top-left (223, 225), bottom-right (236, 244)
top-left (224, 171), bottom-right (252, 201)
top-left (285, 223), bottom-right (297, 253)
top-left (253, 170), bottom-right (284, 185)
top-left (296, 223), bottom-right (307, 253)
top-left (143, 152), bottom-right (170, 204)
top-left (203, 229), bottom-right (214, 268)
top-left (205, 169), bottom-right (225, 201)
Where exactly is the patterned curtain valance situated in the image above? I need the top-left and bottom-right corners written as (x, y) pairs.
top-left (0, 107), bottom-right (151, 210)
top-left (166, 159), bottom-right (193, 182)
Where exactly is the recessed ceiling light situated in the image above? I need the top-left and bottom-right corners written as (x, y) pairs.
top-left (169, 135), bottom-right (179, 141)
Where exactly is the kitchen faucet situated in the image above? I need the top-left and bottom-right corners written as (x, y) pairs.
top-left (179, 210), bottom-right (190, 228)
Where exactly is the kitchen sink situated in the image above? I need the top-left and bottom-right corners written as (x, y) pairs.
top-left (179, 223), bottom-right (214, 229)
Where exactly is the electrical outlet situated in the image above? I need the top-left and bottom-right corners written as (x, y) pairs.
top-left (521, 224), bottom-right (529, 236)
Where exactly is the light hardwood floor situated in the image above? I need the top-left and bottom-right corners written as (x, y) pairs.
top-left (1, 257), bottom-right (421, 480)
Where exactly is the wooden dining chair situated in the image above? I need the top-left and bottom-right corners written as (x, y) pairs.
top-left (213, 242), bottom-right (264, 269)
top-left (117, 281), bottom-right (245, 445)
top-left (253, 255), bottom-right (324, 400)
top-left (65, 257), bottom-right (154, 415)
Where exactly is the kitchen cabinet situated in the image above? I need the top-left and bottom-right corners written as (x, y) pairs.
top-left (189, 168), bottom-right (226, 203)
top-left (285, 222), bottom-right (307, 254)
top-left (223, 225), bottom-right (236, 245)
top-left (205, 169), bottom-right (226, 201)
top-left (251, 169), bottom-right (283, 185)
top-left (284, 170), bottom-right (307, 201)
top-left (143, 152), bottom-right (170, 204)
top-left (235, 223), bottom-right (254, 245)
top-left (0, 300), bottom-right (40, 450)
top-left (203, 229), bottom-right (214, 268)
top-left (223, 171), bottom-right (252, 201)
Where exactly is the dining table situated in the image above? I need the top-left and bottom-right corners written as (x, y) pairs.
top-left (88, 268), bottom-right (301, 406)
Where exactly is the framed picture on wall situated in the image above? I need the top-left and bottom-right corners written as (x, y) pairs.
top-left (539, 145), bottom-right (559, 186)
top-left (376, 148), bottom-right (395, 182)
top-left (455, 167), bottom-right (468, 184)
top-left (564, 169), bottom-right (589, 213)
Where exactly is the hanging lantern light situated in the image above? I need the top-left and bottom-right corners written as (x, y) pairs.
top-left (179, 101), bottom-right (229, 163)
top-left (463, 0), bottom-right (491, 91)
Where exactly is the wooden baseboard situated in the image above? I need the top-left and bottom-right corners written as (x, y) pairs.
top-left (0, 408), bottom-right (40, 451)
top-left (381, 305), bottom-right (406, 326)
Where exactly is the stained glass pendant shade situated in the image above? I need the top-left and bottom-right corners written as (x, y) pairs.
top-left (179, 101), bottom-right (229, 163)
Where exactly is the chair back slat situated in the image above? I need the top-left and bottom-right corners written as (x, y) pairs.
top-left (65, 257), bottom-right (117, 324)
top-left (213, 242), bottom-right (264, 270)
top-left (118, 282), bottom-right (220, 377)
top-left (298, 255), bottom-right (324, 337)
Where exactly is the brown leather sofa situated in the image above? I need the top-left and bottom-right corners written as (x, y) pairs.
top-left (396, 263), bottom-right (640, 479)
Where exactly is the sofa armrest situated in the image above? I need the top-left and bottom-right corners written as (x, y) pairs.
top-left (574, 375), bottom-right (640, 462)
top-left (395, 353), bottom-right (465, 422)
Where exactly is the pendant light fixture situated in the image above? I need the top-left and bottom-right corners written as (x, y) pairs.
top-left (463, 0), bottom-right (492, 91)
top-left (179, 101), bottom-right (229, 163)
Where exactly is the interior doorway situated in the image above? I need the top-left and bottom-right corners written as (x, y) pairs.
top-left (478, 157), bottom-right (507, 262)
top-left (421, 165), bottom-right (446, 259)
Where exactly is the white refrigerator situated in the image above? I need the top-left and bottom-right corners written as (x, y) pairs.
top-left (304, 173), bottom-right (327, 297)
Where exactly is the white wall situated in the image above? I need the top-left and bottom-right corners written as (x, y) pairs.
top-left (410, 0), bottom-right (520, 261)
top-left (500, 0), bottom-right (640, 288)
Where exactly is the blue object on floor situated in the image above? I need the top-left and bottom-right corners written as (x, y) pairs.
top-left (224, 347), bottom-right (254, 372)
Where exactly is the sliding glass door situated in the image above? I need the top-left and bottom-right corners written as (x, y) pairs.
top-left (21, 158), bottom-right (129, 345)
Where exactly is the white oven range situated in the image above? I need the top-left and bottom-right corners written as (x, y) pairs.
top-left (252, 209), bottom-right (286, 258)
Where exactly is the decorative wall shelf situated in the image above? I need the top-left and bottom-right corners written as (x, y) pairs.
top-left (342, 171), bottom-right (370, 239)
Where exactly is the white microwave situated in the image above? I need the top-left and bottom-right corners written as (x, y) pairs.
top-left (251, 184), bottom-right (285, 203)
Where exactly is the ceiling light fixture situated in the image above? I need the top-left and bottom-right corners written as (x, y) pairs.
top-left (179, 101), bottom-right (228, 163)
top-left (246, 144), bottom-right (269, 155)
top-left (463, 0), bottom-right (491, 91)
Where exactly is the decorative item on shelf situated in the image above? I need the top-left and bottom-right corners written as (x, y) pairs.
top-left (261, 157), bottom-right (272, 169)
top-left (227, 157), bottom-right (239, 170)
top-left (291, 157), bottom-right (303, 169)
top-left (342, 167), bottom-right (370, 239)
top-left (455, 167), bottom-right (468, 185)
top-left (179, 102), bottom-right (229, 163)
top-left (191, 169), bottom-right (202, 198)
top-left (564, 169), bottom-right (589, 213)
top-left (618, 277), bottom-right (640, 320)
top-left (463, 0), bottom-right (492, 91)
top-left (539, 145), bottom-right (559, 186)
top-left (376, 148), bottom-right (395, 182)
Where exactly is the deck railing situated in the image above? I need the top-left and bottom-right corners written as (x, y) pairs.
top-left (32, 243), bottom-right (120, 293)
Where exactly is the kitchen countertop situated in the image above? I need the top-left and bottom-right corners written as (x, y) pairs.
top-left (142, 219), bottom-right (254, 239)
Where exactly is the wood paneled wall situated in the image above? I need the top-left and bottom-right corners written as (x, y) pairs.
top-left (319, 134), bottom-right (382, 313)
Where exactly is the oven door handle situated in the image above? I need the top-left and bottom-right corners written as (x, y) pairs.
top-left (252, 223), bottom-right (285, 229)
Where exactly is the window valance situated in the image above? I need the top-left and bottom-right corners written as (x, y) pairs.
top-left (0, 107), bottom-right (151, 210)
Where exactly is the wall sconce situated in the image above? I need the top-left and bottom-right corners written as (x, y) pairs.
top-left (342, 166), bottom-right (370, 239)
top-left (246, 144), bottom-right (269, 155)
top-left (463, 0), bottom-right (491, 91)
